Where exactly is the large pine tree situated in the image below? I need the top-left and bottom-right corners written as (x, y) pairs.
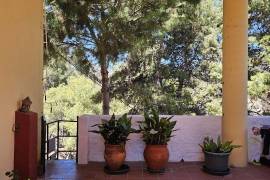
top-left (45, 0), bottom-right (200, 114)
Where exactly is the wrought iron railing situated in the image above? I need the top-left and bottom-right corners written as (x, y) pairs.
top-left (42, 117), bottom-right (78, 162)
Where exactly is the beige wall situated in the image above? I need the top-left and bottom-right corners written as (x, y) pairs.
top-left (0, 1), bottom-right (43, 179)
top-left (79, 115), bottom-right (270, 164)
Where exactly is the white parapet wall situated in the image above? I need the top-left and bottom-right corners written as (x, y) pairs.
top-left (78, 115), bottom-right (270, 164)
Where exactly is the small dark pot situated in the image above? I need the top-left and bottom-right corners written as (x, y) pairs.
top-left (204, 151), bottom-right (230, 172)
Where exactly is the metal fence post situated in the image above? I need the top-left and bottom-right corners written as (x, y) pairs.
top-left (46, 123), bottom-right (49, 160)
top-left (40, 116), bottom-right (46, 175)
top-left (57, 120), bottom-right (60, 160)
top-left (76, 116), bottom-right (79, 163)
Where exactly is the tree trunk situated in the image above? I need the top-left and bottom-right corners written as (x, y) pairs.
top-left (100, 55), bottom-right (110, 115)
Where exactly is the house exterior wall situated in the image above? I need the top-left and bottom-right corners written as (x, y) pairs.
top-left (78, 115), bottom-right (270, 164)
top-left (0, 1), bottom-right (43, 179)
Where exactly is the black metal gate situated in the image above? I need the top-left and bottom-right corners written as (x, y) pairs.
top-left (40, 116), bottom-right (79, 173)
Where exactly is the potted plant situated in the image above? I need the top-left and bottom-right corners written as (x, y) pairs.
top-left (91, 114), bottom-right (137, 172)
top-left (138, 109), bottom-right (177, 173)
top-left (199, 136), bottom-right (241, 175)
top-left (5, 170), bottom-right (20, 180)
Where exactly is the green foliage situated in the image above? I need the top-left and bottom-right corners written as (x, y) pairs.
top-left (5, 170), bottom-right (19, 180)
top-left (46, 0), bottom-right (201, 114)
top-left (90, 114), bottom-right (138, 145)
top-left (248, 72), bottom-right (270, 115)
top-left (139, 109), bottom-right (177, 145)
top-left (44, 75), bottom-right (130, 121)
top-left (199, 136), bottom-right (241, 153)
top-left (44, 57), bottom-right (75, 89)
top-left (44, 0), bottom-right (270, 117)
top-left (248, 0), bottom-right (270, 115)
top-left (248, 72), bottom-right (270, 97)
top-left (44, 75), bottom-right (130, 157)
top-left (44, 75), bottom-right (101, 121)
top-left (110, 0), bottom-right (270, 115)
top-left (111, 0), bottom-right (222, 115)
top-left (189, 61), bottom-right (222, 115)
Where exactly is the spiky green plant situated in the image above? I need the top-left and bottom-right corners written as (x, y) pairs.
top-left (138, 109), bottom-right (177, 145)
top-left (5, 170), bottom-right (20, 180)
top-left (90, 114), bottom-right (138, 145)
top-left (199, 136), bottom-right (241, 153)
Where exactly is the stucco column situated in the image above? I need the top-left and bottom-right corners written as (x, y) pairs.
top-left (222, 0), bottom-right (248, 167)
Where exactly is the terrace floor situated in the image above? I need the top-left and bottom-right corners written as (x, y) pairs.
top-left (44, 160), bottom-right (270, 180)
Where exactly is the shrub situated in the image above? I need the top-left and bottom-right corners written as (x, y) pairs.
top-left (138, 109), bottom-right (177, 145)
top-left (90, 114), bottom-right (137, 145)
top-left (199, 136), bottom-right (241, 153)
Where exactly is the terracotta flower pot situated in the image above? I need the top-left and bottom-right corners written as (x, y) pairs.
top-left (144, 144), bottom-right (169, 172)
top-left (104, 144), bottom-right (126, 171)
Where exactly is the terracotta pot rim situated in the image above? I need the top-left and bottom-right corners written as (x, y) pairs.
top-left (145, 144), bottom-right (167, 147)
top-left (105, 143), bottom-right (125, 146)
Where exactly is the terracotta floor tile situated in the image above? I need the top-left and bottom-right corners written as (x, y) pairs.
top-left (43, 160), bottom-right (270, 180)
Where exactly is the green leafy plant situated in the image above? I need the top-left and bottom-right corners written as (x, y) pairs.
top-left (199, 136), bottom-right (241, 153)
top-left (90, 114), bottom-right (138, 145)
top-left (5, 170), bottom-right (19, 180)
top-left (138, 109), bottom-right (177, 145)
